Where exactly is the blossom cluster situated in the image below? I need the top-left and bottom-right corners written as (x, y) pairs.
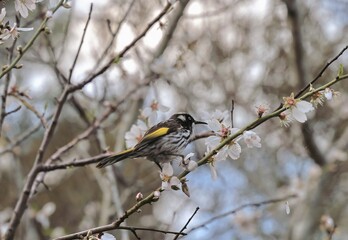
top-left (280, 88), bottom-right (339, 127)
top-left (0, 8), bottom-right (33, 43)
top-left (203, 110), bottom-right (261, 179)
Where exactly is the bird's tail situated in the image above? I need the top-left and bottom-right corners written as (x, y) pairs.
top-left (96, 148), bottom-right (136, 168)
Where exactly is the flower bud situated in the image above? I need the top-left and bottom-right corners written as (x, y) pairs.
top-left (135, 192), bottom-right (143, 202)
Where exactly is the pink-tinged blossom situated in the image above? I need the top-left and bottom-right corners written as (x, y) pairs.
top-left (310, 91), bottom-right (325, 108)
top-left (255, 103), bottom-right (269, 118)
top-left (141, 100), bottom-right (169, 126)
top-left (135, 192), bottom-right (143, 202)
top-left (279, 110), bottom-right (293, 127)
top-left (204, 110), bottom-right (243, 179)
top-left (283, 93), bottom-right (314, 123)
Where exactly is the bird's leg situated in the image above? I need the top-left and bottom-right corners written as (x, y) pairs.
top-left (155, 161), bottom-right (163, 171)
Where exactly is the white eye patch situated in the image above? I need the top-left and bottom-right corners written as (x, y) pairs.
top-left (177, 114), bottom-right (187, 122)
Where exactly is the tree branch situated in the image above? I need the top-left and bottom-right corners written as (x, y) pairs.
top-left (188, 194), bottom-right (298, 234)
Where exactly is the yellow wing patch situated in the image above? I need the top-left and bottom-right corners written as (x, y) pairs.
top-left (141, 127), bottom-right (170, 142)
top-left (115, 148), bottom-right (134, 156)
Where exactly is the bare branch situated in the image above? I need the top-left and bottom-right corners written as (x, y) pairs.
top-left (187, 194), bottom-right (298, 234)
top-left (67, 4), bottom-right (93, 84)
top-left (173, 207), bottom-right (199, 240)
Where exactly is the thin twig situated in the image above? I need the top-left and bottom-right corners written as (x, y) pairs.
top-left (95, 0), bottom-right (136, 68)
top-left (187, 194), bottom-right (298, 234)
top-left (10, 94), bottom-right (48, 128)
top-left (55, 225), bottom-right (186, 240)
top-left (173, 207), bottom-right (199, 240)
top-left (295, 45), bottom-right (348, 98)
top-left (0, 34), bottom-right (19, 135)
top-left (118, 226), bottom-right (186, 237)
top-left (67, 3), bottom-right (93, 83)
top-left (4, 105), bottom-right (21, 117)
top-left (0, 115), bottom-right (52, 156)
top-left (75, 2), bottom-right (173, 91)
top-left (231, 99), bottom-right (235, 128)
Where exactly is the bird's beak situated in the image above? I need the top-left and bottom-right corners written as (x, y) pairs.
top-left (194, 120), bottom-right (207, 125)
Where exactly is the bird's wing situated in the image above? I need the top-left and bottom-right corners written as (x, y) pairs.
top-left (141, 127), bottom-right (170, 142)
top-left (135, 120), bottom-right (176, 148)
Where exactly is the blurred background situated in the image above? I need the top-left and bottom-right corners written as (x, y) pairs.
top-left (1, 0), bottom-right (348, 239)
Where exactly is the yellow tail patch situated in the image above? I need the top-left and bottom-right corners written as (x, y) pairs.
top-left (142, 127), bottom-right (170, 141)
top-left (115, 148), bottom-right (134, 156)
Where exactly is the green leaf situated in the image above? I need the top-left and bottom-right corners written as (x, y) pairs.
top-left (337, 64), bottom-right (344, 77)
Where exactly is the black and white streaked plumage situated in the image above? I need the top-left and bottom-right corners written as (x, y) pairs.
top-left (96, 113), bottom-right (206, 168)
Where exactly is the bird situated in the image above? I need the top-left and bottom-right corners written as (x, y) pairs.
top-left (96, 113), bottom-right (206, 169)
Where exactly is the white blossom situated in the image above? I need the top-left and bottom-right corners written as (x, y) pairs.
top-left (100, 233), bottom-right (116, 240)
top-left (15, 0), bottom-right (36, 18)
top-left (62, 0), bottom-right (72, 9)
top-left (180, 153), bottom-right (198, 172)
top-left (243, 131), bottom-right (261, 148)
top-left (204, 110), bottom-right (243, 179)
top-left (209, 161), bottom-right (218, 180)
top-left (150, 57), bottom-right (175, 80)
top-left (46, 10), bottom-right (53, 18)
top-left (34, 202), bottom-right (56, 228)
top-left (153, 190), bottom-right (161, 199)
top-left (160, 163), bottom-right (181, 190)
top-left (285, 201), bottom-right (290, 215)
top-left (135, 192), bottom-right (143, 202)
top-left (0, 23), bottom-right (33, 40)
top-left (283, 93), bottom-right (314, 123)
top-left (141, 100), bottom-right (169, 126)
top-left (323, 88), bottom-right (339, 100)
top-left (0, 8), bottom-right (6, 23)
top-left (125, 120), bottom-right (148, 148)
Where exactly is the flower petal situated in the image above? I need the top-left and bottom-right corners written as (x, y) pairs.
top-left (296, 101), bottom-right (314, 113)
top-left (207, 119), bottom-right (222, 132)
top-left (209, 163), bottom-right (218, 180)
top-left (292, 107), bottom-right (307, 123)
top-left (161, 163), bottom-right (173, 176)
top-left (205, 136), bottom-right (221, 149)
top-left (227, 143), bottom-right (241, 160)
top-left (187, 161), bottom-right (198, 171)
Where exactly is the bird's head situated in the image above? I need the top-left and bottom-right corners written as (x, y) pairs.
top-left (170, 113), bottom-right (206, 130)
